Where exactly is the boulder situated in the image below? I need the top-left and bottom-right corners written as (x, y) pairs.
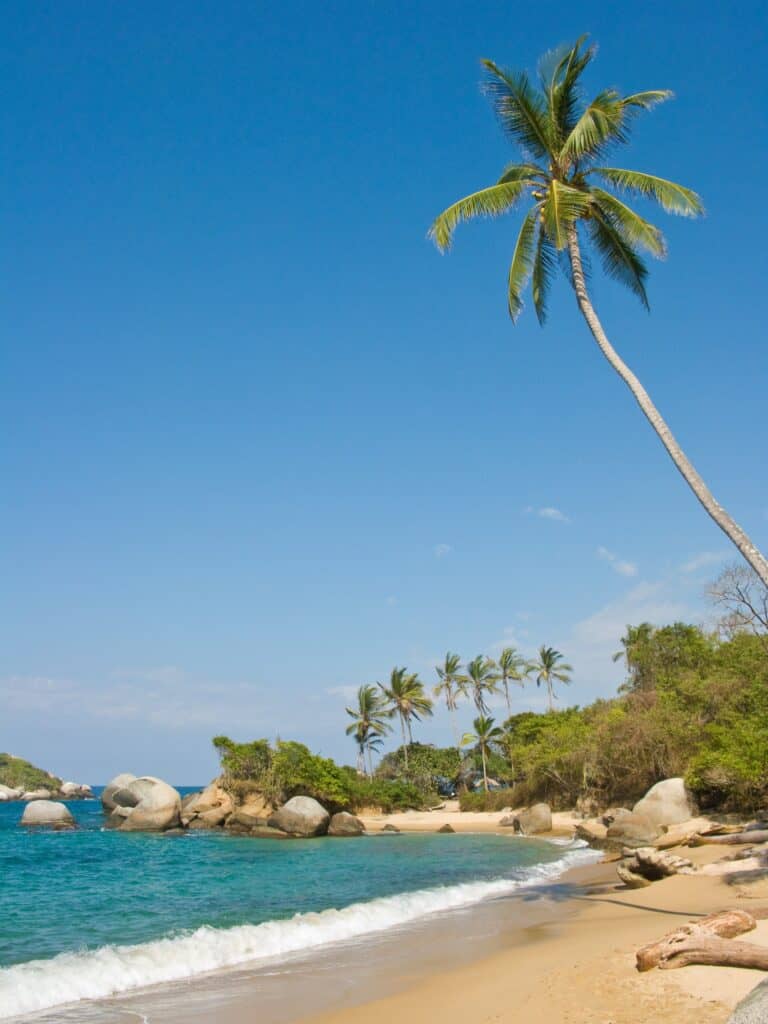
top-left (632, 778), bottom-right (694, 828)
top-left (191, 806), bottom-right (231, 829)
top-left (499, 815), bottom-right (516, 828)
top-left (20, 800), bottom-right (74, 829)
top-left (268, 796), bottom-right (330, 837)
top-left (328, 812), bottom-right (365, 837)
top-left (437, 823), bottom-right (455, 834)
top-left (381, 823), bottom-right (400, 833)
top-left (101, 773), bottom-right (138, 812)
top-left (118, 777), bottom-right (182, 832)
top-left (606, 812), bottom-right (662, 847)
top-left (0, 784), bottom-right (23, 800)
top-left (575, 819), bottom-right (608, 845)
top-left (602, 807), bottom-right (632, 827)
top-left (181, 782), bottom-right (234, 827)
top-left (512, 803), bottom-right (552, 835)
top-left (22, 789), bottom-right (52, 801)
top-left (728, 977), bottom-right (768, 1023)
top-left (60, 781), bottom-right (92, 798)
top-left (617, 860), bottom-right (653, 888)
top-left (619, 846), bottom-right (696, 884)
top-left (224, 808), bottom-right (269, 831)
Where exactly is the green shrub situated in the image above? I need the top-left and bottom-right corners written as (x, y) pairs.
top-left (346, 775), bottom-right (426, 813)
top-left (458, 790), bottom-right (516, 812)
top-left (0, 753), bottom-right (61, 792)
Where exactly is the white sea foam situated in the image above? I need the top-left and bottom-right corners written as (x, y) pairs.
top-left (0, 843), bottom-right (598, 1020)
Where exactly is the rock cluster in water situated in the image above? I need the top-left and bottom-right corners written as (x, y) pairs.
top-left (1, 781), bottom-right (93, 802)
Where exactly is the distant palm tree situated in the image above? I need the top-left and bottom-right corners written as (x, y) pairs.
top-left (433, 652), bottom-right (467, 744)
top-left (495, 647), bottom-right (530, 716)
top-left (378, 668), bottom-right (433, 768)
top-left (345, 685), bottom-right (390, 776)
top-left (612, 622), bottom-right (655, 693)
top-left (462, 656), bottom-right (501, 715)
top-left (461, 715), bottom-right (504, 792)
top-left (429, 36), bottom-right (768, 586)
top-left (533, 646), bottom-right (573, 711)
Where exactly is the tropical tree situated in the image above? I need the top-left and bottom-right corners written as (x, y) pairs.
top-left (345, 684), bottom-right (391, 776)
top-left (462, 655), bottom-right (501, 715)
top-left (378, 668), bottom-right (433, 768)
top-left (612, 622), bottom-right (656, 693)
top-left (461, 715), bottom-right (505, 792)
top-left (495, 646), bottom-right (530, 716)
top-left (533, 646), bottom-right (573, 711)
top-left (433, 652), bottom-right (467, 744)
top-left (429, 36), bottom-right (768, 586)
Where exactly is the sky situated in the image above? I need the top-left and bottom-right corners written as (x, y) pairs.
top-left (2, 1), bottom-right (766, 785)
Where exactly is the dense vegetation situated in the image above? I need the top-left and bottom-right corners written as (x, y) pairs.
top-left (0, 753), bottom-right (61, 793)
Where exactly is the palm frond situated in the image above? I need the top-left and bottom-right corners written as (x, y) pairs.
top-left (481, 60), bottom-right (553, 159)
top-left (591, 167), bottom-right (703, 217)
top-left (531, 224), bottom-right (559, 324)
top-left (591, 188), bottom-right (667, 257)
top-left (428, 180), bottom-right (533, 252)
top-left (496, 161), bottom-right (547, 184)
top-left (541, 180), bottom-right (591, 248)
top-left (622, 89), bottom-right (673, 110)
top-left (507, 207), bottom-right (538, 321)
top-left (539, 36), bottom-right (596, 147)
top-left (588, 210), bottom-right (650, 308)
top-left (561, 90), bottom-right (627, 161)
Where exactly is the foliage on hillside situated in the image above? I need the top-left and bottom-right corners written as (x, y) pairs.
top-left (0, 753), bottom-right (61, 792)
top-left (212, 736), bottom-right (425, 813)
top-left (471, 625), bottom-right (768, 813)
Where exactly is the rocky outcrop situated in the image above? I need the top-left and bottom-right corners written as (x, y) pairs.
top-left (606, 812), bottom-right (662, 847)
top-left (60, 781), bottom-right (93, 798)
top-left (728, 977), bottom-right (768, 1023)
top-left (575, 819), bottom-right (608, 845)
top-left (20, 800), bottom-right (75, 829)
top-left (101, 773), bottom-right (138, 812)
top-left (0, 784), bottom-right (23, 800)
top-left (601, 807), bottom-right (631, 827)
top-left (437, 823), bottom-right (456, 833)
top-left (105, 776), bottom-right (181, 832)
top-left (181, 782), bottom-right (234, 829)
top-left (632, 778), bottom-right (694, 827)
top-left (268, 796), bottom-right (330, 837)
top-left (617, 845), bottom-right (696, 888)
top-left (511, 803), bottom-right (552, 835)
top-left (22, 789), bottom-right (53, 801)
top-left (328, 812), bottom-right (365, 836)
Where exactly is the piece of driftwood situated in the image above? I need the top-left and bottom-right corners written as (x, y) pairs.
top-left (689, 830), bottom-right (768, 847)
top-left (636, 910), bottom-right (756, 972)
top-left (657, 935), bottom-right (768, 971)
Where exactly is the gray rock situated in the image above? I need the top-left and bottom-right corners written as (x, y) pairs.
top-left (381, 823), bottom-right (400, 833)
top-left (512, 803), bottom-right (552, 835)
top-left (436, 823), bottom-right (455, 833)
top-left (101, 773), bottom-right (137, 812)
top-left (632, 778), bottom-right (694, 827)
top-left (268, 796), bottom-right (330, 837)
top-left (22, 789), bottom-right (52, 801)
top-left (118, 777), bottom-right (182, 832)
top-left (606, 812), bottom-right (662, 847)
top-left (20, 800), bottom-right (75, 828)
top-left (328, 812), bottom-right (365, 837)
top-left (728, 977), bottom-right (768, 1023)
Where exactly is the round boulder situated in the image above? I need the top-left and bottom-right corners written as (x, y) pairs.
top-left (118, 777), bottom-right (182, 832)
top-left (328, 811), bottom-right (365, 837)
top-left (268, 796), bottom-right (330, 837)
top-left (632, 778), bottom-right (695, 827)
top-left (101, 773), bottom-right (137, 812)
top-left (606, 812), bottom-right (662, 847)
top-left (0, 784), bottom-right (23, 800)
top-left (20, 800), bottom-right (75, 829)
top-left (512, 803), bottom-right (552, 835)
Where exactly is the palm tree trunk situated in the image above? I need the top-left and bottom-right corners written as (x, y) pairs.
top-left (481, 744), bottom-right (489, 792)
top-left (547, 678), bottom-right (554, 712)
top-left (567, 228), bottom-right (768, 586)
top-left (399, 713), bottom-right (408, 769)
top-left (504, 681), bottom-right (511, 717)
top-left (366, 742), bottom-right (374, 778)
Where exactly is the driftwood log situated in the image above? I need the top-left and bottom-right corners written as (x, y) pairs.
top-left (657, 935), bottom-right (768, 971)
top-left (636, 910), bottom-right (756, 972)
top-left (689, 830), bottom-right (768, 847)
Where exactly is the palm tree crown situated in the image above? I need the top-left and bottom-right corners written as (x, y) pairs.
top-left (495, 646), bottom-right (530, 716)
top-left (345, 684), bottom-right (391, 776)
top-left (533, 645), bottom-right (573, 711)
top-left (462, 655), bottom-right (501, 715)
top-left (430, 35), bottom-right (701, 319)
top-left (379, 667), bottom-right (434, 768)
top-left (461, 715), bottom-right (505, 792)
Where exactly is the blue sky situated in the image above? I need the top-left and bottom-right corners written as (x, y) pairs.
top-left (2, 1), bottom-right (766, 785)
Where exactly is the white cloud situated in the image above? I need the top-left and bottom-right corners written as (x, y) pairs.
top-left (680, 551), bottom-right (727, 574)
top-left (385, 595), bottom-right (397, 606)
top-left (573, 581), bottom-right (688, 647)
top-left (524, 506), bottom-right (570, 523)
top-left (597, 546), bottom-right (638, 577)
top-left (326, 685), bottom-right (360, 700)
top-left (433, 543), bottom-right (453, 559)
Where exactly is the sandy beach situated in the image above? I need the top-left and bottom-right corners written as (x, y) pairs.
top-left (298, 807), bottom-right (768, 1024)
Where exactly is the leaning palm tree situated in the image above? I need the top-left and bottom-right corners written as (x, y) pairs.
top-left (461, 715), bottom-right (505, 792)
top-left (433, 652), bottom-right (467, 745)
top-left (345, 684), bottom-right (390, 776)
top-left (378, 668), bottom-right (433, 768)
top-left (495, 647), bottom-right (530, 716)
top-left (533, 646), bottom-right (573, 711)
top-left (462, 655), bottom-right (501, 715)
top-left (430, 36), bottom-right (768, 586)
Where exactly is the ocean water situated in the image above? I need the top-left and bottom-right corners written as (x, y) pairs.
top-left (0, 792), bottom-right (598, 1020)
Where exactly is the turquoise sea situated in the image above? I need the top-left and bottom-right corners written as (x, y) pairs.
top-left (0, 792), bottom-right (597, 1020)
